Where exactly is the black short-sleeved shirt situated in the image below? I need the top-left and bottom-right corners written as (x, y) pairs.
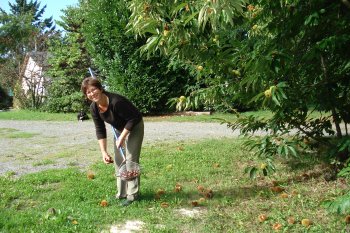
top-left (90, 91), bottom-right (142, 140)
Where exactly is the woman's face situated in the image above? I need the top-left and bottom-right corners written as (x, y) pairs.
top-left (86, 85), bottom-right (102, 102)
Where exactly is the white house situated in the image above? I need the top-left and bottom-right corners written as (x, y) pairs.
top-left (21, 51), bottom-right (50, 100)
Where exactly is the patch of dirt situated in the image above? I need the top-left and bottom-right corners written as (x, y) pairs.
top-left (175, 207), bottom-right (207, 218)
top-left (109, 220), bottom-right (145, 233)
top-left (106, 208), bottom-right (207, 233)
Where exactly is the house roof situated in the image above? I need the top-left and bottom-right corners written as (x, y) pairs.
top-left (20, 51), bottom-right (50, 78)
top-left (26, 51), bottom-right (49, 69)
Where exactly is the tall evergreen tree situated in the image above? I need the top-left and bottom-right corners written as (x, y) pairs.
top-left (8, 0), bottom-right (54, 30)
top-left (44, 6), bottom-right (92, 113)
top-left (1, 0), bottom-right (55, 56)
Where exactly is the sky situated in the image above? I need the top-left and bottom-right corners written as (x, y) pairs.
top-left (0, 0), bottom-right (79, 29)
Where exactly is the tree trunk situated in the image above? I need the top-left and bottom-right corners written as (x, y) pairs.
top-left (331, 109), bottom-right (342, 138)
top-left (321, 55), bottom-right (342, 138)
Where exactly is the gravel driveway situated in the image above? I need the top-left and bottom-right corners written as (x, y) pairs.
top-left (0, 120), bottom-right (240, 176)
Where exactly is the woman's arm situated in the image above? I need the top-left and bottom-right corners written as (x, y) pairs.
top-left (116, 128), bottom-right (130, 149)
top-left (98, 138), bottom-right (113, 164)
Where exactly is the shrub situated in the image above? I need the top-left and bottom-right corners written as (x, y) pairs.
top-left (0, 85), bottom-right (12, 109)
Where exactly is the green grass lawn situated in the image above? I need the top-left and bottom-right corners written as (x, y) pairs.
top-left (0, 128), bottom-right (39, 138)
top-left (0, 138), bottom-right (347, 232)
top-left (0, 109), bottom-right (78, 121)
top-left (0, 109), bottom-right (272, 122)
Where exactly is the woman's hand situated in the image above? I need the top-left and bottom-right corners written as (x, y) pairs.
top-left (116, 137), bottom-right (125, 149)
top-left (102, 152), bottom-right (113, 164)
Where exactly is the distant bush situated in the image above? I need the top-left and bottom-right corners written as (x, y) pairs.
top-left (0, 85), bottom-right (12, 109)
top-left (107, 55), bottom-right (196, 114)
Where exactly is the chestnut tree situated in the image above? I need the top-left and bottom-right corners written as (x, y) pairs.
top-left (126, 0), bottom-right (350, 172)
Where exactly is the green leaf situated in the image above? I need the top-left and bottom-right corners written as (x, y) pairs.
top-left (338, 167), bottom-right (350, 177)
top-left (142, 35), bottom-right (161, 52)
top-left (248, 92), bottom-right (264, 104)
top-left (339, 139), bottom-right (350, 151)
top-left (288, 146), bottom-right (298, 157)
top-left (198, 5), bottom-right (210, 31)
top-left (323, 193), bottom-right (350, 214)
top-left (277, 146), bottom-right (283, 155)
top-left (184, 12), bottom-right (199, 25)
top-left (170, 3), bottom-right (188, 17)
top-left (271, 94), bottom-right (280, 106)
top-left (344, 61), bottom-right (350, 70)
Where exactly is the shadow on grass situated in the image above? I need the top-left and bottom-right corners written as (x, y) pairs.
top-left (138, 185), bottom-right (271, 207)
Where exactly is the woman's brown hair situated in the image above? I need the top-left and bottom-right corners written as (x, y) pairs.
top-left (81, 77), bottom-right (104, 96)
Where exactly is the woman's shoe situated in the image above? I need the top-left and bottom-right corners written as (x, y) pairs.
top-left (115, 195), bottom-right (127, 200)
top-left (120, 199), bottom-right (133, 207)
